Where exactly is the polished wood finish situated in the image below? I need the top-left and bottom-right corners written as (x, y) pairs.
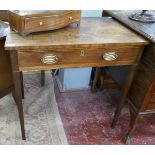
top-left (104, 10), bottom-right (155, 43)
top-left (41, 70), bottom-right (45, 87)
top-left (111, 44), bottom-right (145, 126)
top-left (122, 44), bottom-right (155, 144)
top-left (7, 10), bottom-right (81, 36)
top-left (5, 18), bottom-right (148, 51)
top-left (0, 21), bottom-right (14, 98)
top-left (0, 39), bottom-right (14, 98)
top-left (20, 71), bottom-right (24, 99)
top-left (9, 51), bottom-right (25, 140)
top-left (17, 46), bottom-right (143, 71)
top-left (129, 44), bottom-right (155, 113)
top-left (5, 17), bottom-right (149, 140)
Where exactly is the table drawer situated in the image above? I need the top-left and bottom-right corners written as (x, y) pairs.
top-left (24, 11), bottom-right (81, 32)
top-left (18, 46), bottom-right (142, 71)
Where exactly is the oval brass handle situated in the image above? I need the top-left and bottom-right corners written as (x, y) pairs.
top-left (41, 54), bottom-right (58, 64)
top-left (102, 52), bottom-right (118, 61)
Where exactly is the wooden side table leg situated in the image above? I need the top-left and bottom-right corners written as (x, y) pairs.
top-left (10, 51), bottom-right (26, 140)
top-left (122, 107), bottom-right (138, 144)
top-left (91, 67), bottom-right (102, 92)
top-left (99, 74), bottom-right (104, 90)
top-left (111, 64), bottom-right (138, 128)
top-left (20, 71), bottom-right (24, 99)
top-left (41, 70), bottom-right (45, 87)
top-left (13, 71), bottom-right (26, 140)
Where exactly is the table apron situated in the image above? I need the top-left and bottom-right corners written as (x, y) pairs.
top-left (16, 46), bottom-right (144, 71)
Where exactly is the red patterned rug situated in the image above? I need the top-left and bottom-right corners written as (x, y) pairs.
top-left (54, 80), bottom-right (155, 145)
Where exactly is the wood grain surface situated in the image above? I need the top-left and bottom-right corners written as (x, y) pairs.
top-left (6, 17), bottom-right (149, 140)
top-left (7, 10), bottom-right (81, 36)
top-left (0, 40), bottom-right (13, 95)
top-left (0, 21), bottom-right (14, 98)
top-left (5, 17), bottom-right (149, 50)
top-left (17, 46), bottom-right (144, 71)
top-left (104, 10), bottom-right (155, 43)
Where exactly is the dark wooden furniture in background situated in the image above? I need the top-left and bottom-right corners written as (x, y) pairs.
top-left (0, 10), bottom-right (45, 98)
top-left (0, 21), bottom-right (14, 99)
top-left (0, 20), bottom-right (29, 140)
top-left (104, 10), bottom-right (155, 43)
top-left (0, 11), bottom-right (45, 140)
top-left (7, 10), bottom-right (81, 36)
top-left (126, 44), bottom-right (155, 144)
top-left (103, 10), bottom-right (155, 144)
top-left (5, 17), bottom-right (148, 139)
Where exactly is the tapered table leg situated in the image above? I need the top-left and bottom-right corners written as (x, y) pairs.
top-left (91, 67), bottom-right (102, 92)
top-left (41, 70), bottom-right (45, 87)
top-left (122, 106), bottom-right (138, 144)
top-left (12, 71), bottom-right (26, 140)
top-left (111, 64), bottom-right (138, 128)
top-left (10, 51), bottom-right (26, 140)
top-left (20, 71), bottom-right (24, 99)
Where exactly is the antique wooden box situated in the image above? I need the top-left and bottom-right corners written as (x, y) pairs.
top-left (7, 10), bottom-right (81, 36)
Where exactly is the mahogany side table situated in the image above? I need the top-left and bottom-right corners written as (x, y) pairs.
top-left (5, 17), bottom-right (149, 140)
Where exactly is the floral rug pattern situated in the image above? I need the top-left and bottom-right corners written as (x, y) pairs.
top-left (0, 72), bottom-right (68, 145)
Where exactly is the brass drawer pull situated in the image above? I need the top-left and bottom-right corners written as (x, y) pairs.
top-left (102, 52), bottom-right (118, 61)
top-left (41, 54), bottom-right (58, 64)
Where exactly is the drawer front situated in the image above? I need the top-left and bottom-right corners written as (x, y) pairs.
top-left (24, 11), bottom-right (81, 32)
top-left (18, 46), bottom-right (141, 71)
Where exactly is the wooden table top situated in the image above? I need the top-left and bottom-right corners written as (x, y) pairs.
top-left (5, 17), bottom-right (149, 50)
top-left (9, 10), bottom-right (73, 17)
top-left (104, 10), bottom-right (155, 43)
